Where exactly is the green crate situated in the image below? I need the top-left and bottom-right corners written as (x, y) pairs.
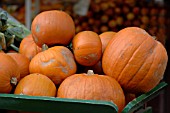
top-left (0, 82), bottom-right (167, 113)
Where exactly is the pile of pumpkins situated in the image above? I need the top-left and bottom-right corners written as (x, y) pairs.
top-left (0, 10), bottom-right (168, 112)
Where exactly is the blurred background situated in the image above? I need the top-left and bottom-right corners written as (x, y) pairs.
top-left (0, 0), bottom-right (169, 113)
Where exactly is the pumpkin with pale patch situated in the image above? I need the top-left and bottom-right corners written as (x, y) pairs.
top-left (29, 46), bottom-right (77, 85)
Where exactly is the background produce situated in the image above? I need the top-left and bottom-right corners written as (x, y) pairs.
top-left (0, 0), bottom-right (168, 45)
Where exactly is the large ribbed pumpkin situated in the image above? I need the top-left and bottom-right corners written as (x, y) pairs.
top-left (19, 34), bottom-right (42, 60)
top-left (57, 70), bottom-right (125, 112)
top-left (102, 27), bottom-right (168, 93)
top-left (31, 10), bottom-right (75, 47)
top-left (14, 73), bottom-right (56, 97)
top-left (7, 53), bottom-right (30, 79)
top-left (29, 46), bottom-right (77, 85)
top-left (72, 31), bottom-right (102, 66)
top-left (0, 53), bottom-right (20, 93)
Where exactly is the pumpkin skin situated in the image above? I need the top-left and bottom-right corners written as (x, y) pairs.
top-left (125, 93), bottom-right (136, 105)
top-left (0, 53), bottom-right (20, 93)
top-left (83, 31), bottom-right (116, 74)
top-left (57, 70), bottom-right (125, 112)
top-left (19, 34), bottom-right (42, 60)
top-left (31, 10), bottom-right (75, 47)
top-left (7, 53), bottom-right (30, 79)
top-left (99, 31), bottom-right (116, 53)
top-left (83, 60), bottom-right (103, 74)
top-left (102, 27), bottom-right (168, 93)
top-left (29, 46), bottom-right (77, 85)
top-left (72, 31), bottom-right (102, 66)
top-left (14, 73), bottom-right (56, 97)
top-left (7, 50), bottom-right (17, 53)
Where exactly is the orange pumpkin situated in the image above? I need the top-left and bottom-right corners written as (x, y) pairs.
top-left (72, 31), bottom-right (102, 66)
top-left (7, 53), bottom-right (30, 79)
top-left (102, 27), bottom-right (168, 93)
top-left (99, 31), bottom-right (116, 53)
top-left (19, 34), bottom-right (42, 60)
top-left (57, 70), bottom-right (125, 112)
top-left (125, 93), bottom-right (136, 105)
top-left (82, 31), bottom-right (116, 74)
top-left (29, 46), bottom-right (77, 85)
top-left (0, 53), bottom-right (20, 93)
top-left (14, 73), bottom-right (56, 97)
top-left (83, 60), bottom-right (103, 74)
top-left (31, 10), bottom-right (75, 47)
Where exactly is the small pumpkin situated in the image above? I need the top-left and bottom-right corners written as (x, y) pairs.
top-left (82, 32), bottom-right (116, 74)
top-left (102, 27), bottom-right (168, 93)
top-left (31, 10), bottom-right (75, 47)
top-left (29, 46), bottom-right (77, 85)
top-left (0, 53), bottom-right (20, 93)
top-left (7, 53), bottom-right (30, 79)
top-left (72, 31), bottom-right (102, 66)
top-left (14, 73), bottom-right (56, 97)
top-left (82, 31), bottom-right (116, 74)
top-left (57, 70), bottom-right (125, 112)
top-left (99, 31), bottom-right (116, 53)
top-left (19, 34), bottom-right (42, 60)
top-left (83, 60), bottom-right (103, 74)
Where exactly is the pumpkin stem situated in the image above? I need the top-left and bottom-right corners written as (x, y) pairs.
top-left (42, 44), bottom-right (49, 51)
top-left (87, 70), bottom-right (94, 75)
top-left (10, 44), bottom-right (19, 52)
top-left (152, 36), bottom-right (157, 40)
top-left (10, 77), bottom-right (17, 85)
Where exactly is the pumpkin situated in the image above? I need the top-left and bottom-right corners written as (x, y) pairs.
top-left (7, 50), bottom-right (17, 53)
top-left (29, 46), bottom-right (77, 85)
top-left (57, 70), bottom-right (125, 112)
top-left (72, 31), bottom-right (102, 66)
top-left (83, 60), bottom-right (103, 74)
top-left (102, 27), bottom-right (168, 93)
top-left (82, 32), bottom-right (116, 74)
top-left (14, 73), bottom-right (56, 97)
top-left (125, 93), bottom-right (136, 105)
top-left (7, 53), bottom-right (30, 79)
top-left (19, 34), bottom-right (42, 60)
top-left (82, 31), bottom-right (116, 74)
top-left (31, 10), bottom-right (75, 47)
top-left (99, 31), bottom-right (116, 53)
top-left (0, 53), bottom-right (20, 93)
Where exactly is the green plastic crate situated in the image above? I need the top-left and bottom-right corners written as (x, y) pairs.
top-left (0, 82), bottom-right (167, 113)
